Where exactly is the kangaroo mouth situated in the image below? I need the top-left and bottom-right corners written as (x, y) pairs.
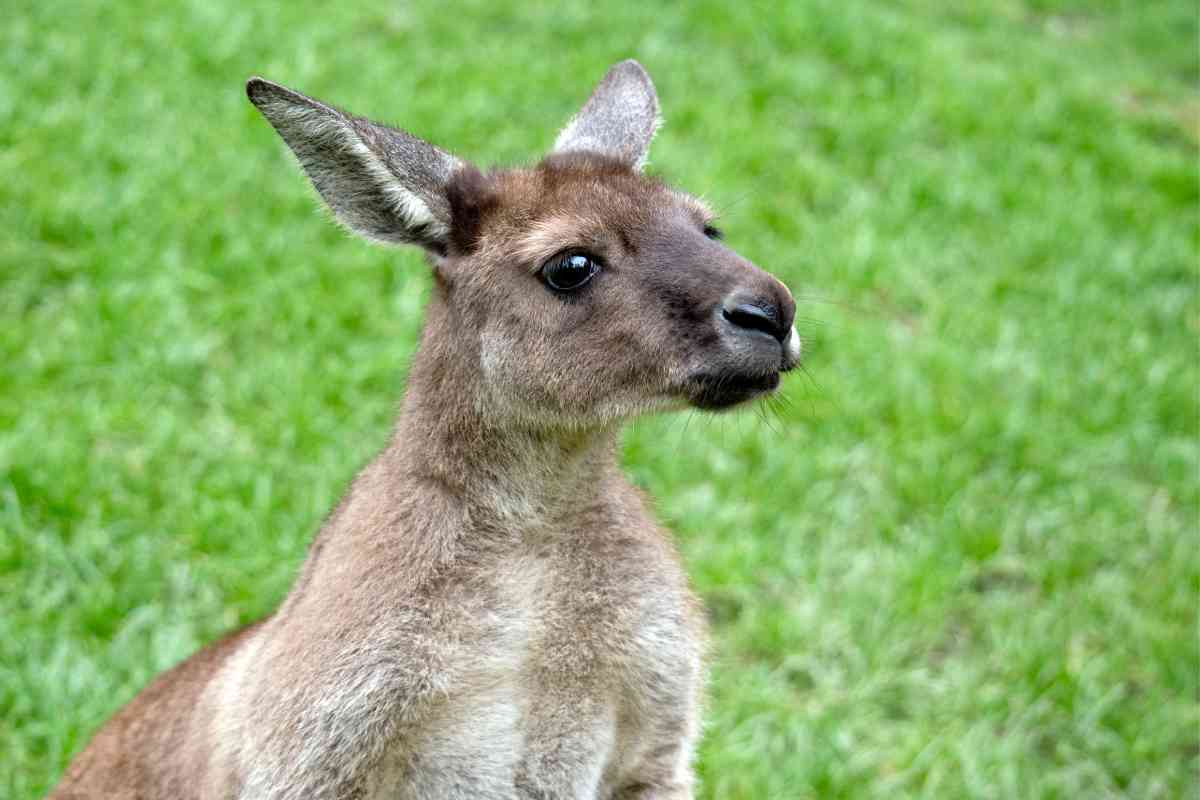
top-left (686, 369), bottom-right (781, 410)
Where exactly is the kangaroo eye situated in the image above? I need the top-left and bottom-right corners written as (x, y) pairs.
top-left (541, 251), bottom-right (600, 292)
top-left (703, 224), bottom-right (723, 241)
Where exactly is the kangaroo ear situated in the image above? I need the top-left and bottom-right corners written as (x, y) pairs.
top-left (552, 60), bottom-right (660, 171)
top-left (247, 78), bottom-right (463, 254)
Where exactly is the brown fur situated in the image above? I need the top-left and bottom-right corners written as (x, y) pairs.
top-left (49, 63), bottom-right (800, 799)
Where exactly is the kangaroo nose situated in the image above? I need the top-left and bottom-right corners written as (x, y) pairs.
top-left (721, 292), bottom-right (790, 342)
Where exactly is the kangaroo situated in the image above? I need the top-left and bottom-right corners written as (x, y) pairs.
top-left (49, 60), bottom-right (801, 799)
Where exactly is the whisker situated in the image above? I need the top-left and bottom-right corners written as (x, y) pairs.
top-left (756, 399), bottom-right (783, 437)
top-left (794, 292), bottom-right (883, 320)
top-left (711, 189), bottom-right (755, 216)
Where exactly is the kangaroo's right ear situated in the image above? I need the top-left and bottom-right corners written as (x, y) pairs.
top-left (247, 78), bottom-right (463, 254)
top-left (553, 60), bottom-right (660, 171)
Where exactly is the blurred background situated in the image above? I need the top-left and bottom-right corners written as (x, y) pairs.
top-left (2, 0), bottom-right (1196, 797)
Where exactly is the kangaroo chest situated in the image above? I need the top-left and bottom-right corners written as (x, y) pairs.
top-left (376, 536), bottom-right (700, 799)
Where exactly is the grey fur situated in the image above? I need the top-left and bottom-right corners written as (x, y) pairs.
top-left (246, 78), bottom-right (460, 250)
top-left (553, 60), bottom-right (661, 170)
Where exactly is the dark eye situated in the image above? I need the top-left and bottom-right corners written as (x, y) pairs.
top-left (703, 224), bottom-right (723, 240)
top-left (541, 251), bottom-right (600, 292)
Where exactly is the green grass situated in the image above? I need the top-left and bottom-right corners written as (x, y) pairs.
top-left (2, 0), bottom-right (1197, 796)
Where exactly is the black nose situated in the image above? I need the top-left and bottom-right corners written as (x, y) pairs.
top-left (721, 293), bottom-right (789, 342)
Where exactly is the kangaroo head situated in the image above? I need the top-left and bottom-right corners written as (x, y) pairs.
top-left (248, 61), bottom-right (800, 429)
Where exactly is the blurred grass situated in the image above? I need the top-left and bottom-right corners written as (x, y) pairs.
top-left (2, 0), bottom-right (1197, 797)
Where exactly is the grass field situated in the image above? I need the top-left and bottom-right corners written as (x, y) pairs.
top-left (2, 0), bottom-right (1197, 796)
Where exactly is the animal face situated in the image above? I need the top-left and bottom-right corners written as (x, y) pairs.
top-left (248, 61), bottom-right (800, 430)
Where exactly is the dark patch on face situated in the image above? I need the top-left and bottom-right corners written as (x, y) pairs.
top-left (641, 224), bottom-right (733, 341)
top-left (446, 165), bottom-right (500, 255)
top-left (649, 279), bottom-right (722, 350)
top-left (615, 227), bottom-right (637, 255)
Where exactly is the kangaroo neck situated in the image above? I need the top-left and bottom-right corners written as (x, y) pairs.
top-left (386, 297), bottom-right (621, 530)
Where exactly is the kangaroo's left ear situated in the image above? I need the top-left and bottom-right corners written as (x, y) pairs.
top-left (552, 60), bottom-right (661, 171)
top-left (247, 77), bottom-right (465, 254)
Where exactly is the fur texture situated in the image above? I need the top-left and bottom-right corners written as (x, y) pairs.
top-left (49, 61), bottom-right (800, 799)
top-left (554, 60), bottom-right (661, 171)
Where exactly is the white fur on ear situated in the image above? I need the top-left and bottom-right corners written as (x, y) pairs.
top-left (553, 60), bottom-right (661, 171)
top-left (247, 78), bottom-right (463, 251)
